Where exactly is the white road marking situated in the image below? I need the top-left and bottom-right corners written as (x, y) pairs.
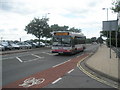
top-left (31, 54), bottom-right (44, 58)
top-left (68, 69), bottom-right (74, 74)
top-left (52, 59), bottom-right (71, 68)
top-left (42, 52), bottom-right (57, 55)
top-left (16, 57), bottom-right (23, 62)
top-left (52, 63), bottom-right (63, 68)
top-left (52, 78), bottom-right (62, 84)
top-left (2, 56), bottom-right (17, 60)
top-left (23, 58), bottom-right (43, 63)
top-left (2, 53), bottom-right (30, 60)
top-left (66, 59), bottom-right (71, 62)
top-left (19, 77), bottom-right (45, 87)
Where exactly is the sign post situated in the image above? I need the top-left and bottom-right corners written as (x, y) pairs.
top-left (102, 20), bottom-right (118, 58)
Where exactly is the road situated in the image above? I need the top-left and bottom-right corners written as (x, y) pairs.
top-left (2, 44), bottom-right (114, 88)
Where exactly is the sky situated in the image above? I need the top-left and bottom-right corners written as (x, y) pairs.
top-left (0, 0), bottom-right (118, 41)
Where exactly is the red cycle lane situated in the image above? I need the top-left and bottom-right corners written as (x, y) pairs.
top-left (2, 53), bottom-right (89, 89)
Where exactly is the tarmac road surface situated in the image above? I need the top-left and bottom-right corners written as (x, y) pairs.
top-left (2, 44), bottom-right (115, 88)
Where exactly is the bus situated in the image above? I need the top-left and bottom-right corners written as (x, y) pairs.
top-left (51, 31), bottom-right (86, 54)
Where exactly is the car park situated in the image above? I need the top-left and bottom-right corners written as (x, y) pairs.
top-left (1, 41), bottom-right (12, 50)
top-left (40, 42), bottom-right (45, 47)
top-left (10, 43), bottom-right (20, 50)
top-left (24, 42), bottom-right (32, 49)
top-left (17, 42), bottom-right (27, 49)
top-left (0, 44), bottom-right (5, 51)
top-left (31, 42), bottom-right (38, 48)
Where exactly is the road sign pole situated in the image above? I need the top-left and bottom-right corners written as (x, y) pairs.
top-left (116, 30), bottom-right (118, 58)
top-left (102, 20), bottom-right (118, 59)
top-left (110, 30), bottom-right (111, 59)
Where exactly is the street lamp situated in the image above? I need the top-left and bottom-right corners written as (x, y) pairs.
top-left (102, 8), bottom-right (112, 58)
top-left (102, 8), bottom-right (108, 21)
top-left (102, 8), bottom-right (109, 39)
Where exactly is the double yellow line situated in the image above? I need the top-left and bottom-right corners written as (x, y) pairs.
top-left (77, 54), bottom-right (118, 89)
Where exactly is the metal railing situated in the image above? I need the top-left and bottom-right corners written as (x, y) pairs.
top-left (112, 47), bottom-right (120, 58)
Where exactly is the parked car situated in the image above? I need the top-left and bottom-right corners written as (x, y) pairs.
top-left (1, 41), bottom-right (12, 50)
top-left (0, 44), bottom-right (5, 51)
top-left (10, 43), bottom-right (20, 50)
top-left (45, 43), bottom-right (51, 47)
top-left (17, 42), bottom-right (26, 49)
top-left (24, 42), bottom-right (32, 49)
top-left (31, 42), bottom-right (38, 48)
top-left (40, 42), bottom-right (45, 47)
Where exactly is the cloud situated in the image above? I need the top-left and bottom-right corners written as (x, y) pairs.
top-left (0, 0), bottom-right (34, 15)
top-left (0, 29), bottom-right (5, 32)
top-left (0, 0), bottom-right (117, 41)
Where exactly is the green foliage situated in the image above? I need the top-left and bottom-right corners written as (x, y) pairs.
top-left (100, 31), bottom-right (120, 38)
top-left (25, 17), bottom-right (50, 39)
top-left (91, 37), bottom-right (97, 42)
top-left (97, 36), bottom-right (103, 44)
top-left (85, 38), bottom-right (92, 44)
top-left (107, 38), bottom-right (120, 47)
top-left (50, 24), bottom-right (69, 32)
top-left (24, 17), bottom-right (50, 47)
top-left (112, 0), bottom-right (120, 12)
top-left (100, 31), bottom-right (120, 47)
top-left (69, 27), bottom-right (81, 33)
top-left (50, 24), bottom-right (81, 33)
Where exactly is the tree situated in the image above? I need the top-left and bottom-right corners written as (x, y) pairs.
top-left (97, 36), bottom-right (103, 44)
top-left (91, 37), bottom-right (97, 42)
top-left (50, 24), bottom-right (69, 32)
top-left (69, 27), bottom-right (81, 33)
top-left (24, 17), bottom-right (49, 47)
top-left (50, 24), bottom-right (81, 33)
top-left (112, 0), bottom-right (120, 12)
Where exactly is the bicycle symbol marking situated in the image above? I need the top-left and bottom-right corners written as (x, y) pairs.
top-left (19, 77), bottom-right (45, 87)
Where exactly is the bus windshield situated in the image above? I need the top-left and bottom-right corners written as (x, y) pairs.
top-left (53, 36), bottom-right (71, 47)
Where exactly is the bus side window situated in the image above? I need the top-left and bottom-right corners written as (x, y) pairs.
top-left (74, 37), bottom-right (78, 45)
top-left (74, 37), bottom-right (86, 44)
top-left (71, 39), bottom-right (75, 47)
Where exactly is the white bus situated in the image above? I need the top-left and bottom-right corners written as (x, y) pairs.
top-left (51, 31), bottom-right (86, 54)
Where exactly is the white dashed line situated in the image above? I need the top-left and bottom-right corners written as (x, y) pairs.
top-left (52, 59), bottom-right (71, 68)
top-left (68, 69), bottom-right (74, 74)
top-left (31, 54), bottom-right (44, 58)
top-left (24, 58), bottom-right (41, 63)
top-left (42, 52), bottom-right (57, 55)
top-left (52, 62), bottom-right (64, 68)
top-left (52, 78), bottom-right (62, 84)
top-left (16, 57), bottom-right (23, 62)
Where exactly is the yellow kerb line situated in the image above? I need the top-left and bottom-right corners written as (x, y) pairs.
top-left (77, 54), bottom-right (118, 89)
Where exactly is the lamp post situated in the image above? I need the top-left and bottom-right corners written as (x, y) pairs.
top-left (102, 8), bottom-right (109, 38)
top-left (103, 8), bottom-right (112, 58)
top-left (102, 8), bottom-right (108, 20)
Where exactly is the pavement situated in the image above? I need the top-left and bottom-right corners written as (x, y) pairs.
top-left (84, 44), bottom-right (120, 83)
